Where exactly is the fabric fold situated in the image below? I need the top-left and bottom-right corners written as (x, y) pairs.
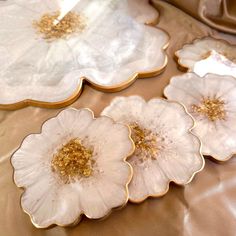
top-left (161, 0), bottom-right (236, 34)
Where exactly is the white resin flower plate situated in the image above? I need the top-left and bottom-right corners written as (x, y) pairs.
top-left (164, 73), bottom-right (236, 161)
top-left (102, 96), bottom-right (204, 202)
top-left (0, 0), bottom-right (168, 110)
top-left (11, 108), bottom-right (134, 228)
top-left (175, 37), bottom-right (236, 77)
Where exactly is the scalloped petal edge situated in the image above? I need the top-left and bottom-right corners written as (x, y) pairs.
top-left (0, 4), bottom-right (169, 110)
top-left (10, 108), bottom-right (135, 228)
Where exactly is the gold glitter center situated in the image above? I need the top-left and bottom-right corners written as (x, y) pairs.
top-left (51, 138), bottom-right (94, 184)
top-left (191, 97), bottom-right (226, 122)
top-left (130, 123), bottom-right (158, 162)
top-left (33, 11), bottom-right (86, 40)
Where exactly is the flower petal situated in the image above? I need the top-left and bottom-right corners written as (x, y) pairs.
top-left (79, 177), bottom-right (128, 219)
top-left (157, 134), bottom-right (202, 183)
top-left (128, 160), bottom-right (169, 201)
top-left (21, 180), bottom-right (83, 227)
top-left (102, 96), bottom-right (146, 124)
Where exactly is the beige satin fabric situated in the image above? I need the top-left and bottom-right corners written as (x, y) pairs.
top-left (0, 1), bottom-right (236, 236)
top-left (162, 0), bottom-right (236, 34)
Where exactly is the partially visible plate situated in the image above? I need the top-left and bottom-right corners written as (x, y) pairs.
top-left (175, 37), bottom-right (236, 77)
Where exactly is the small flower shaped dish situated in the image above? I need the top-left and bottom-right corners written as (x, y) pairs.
top-left (175, 37), bottom-right (236, 77)
top-left (0, 0), bottom-right (168, 110)
top-left (11, 108), bottom-right (134, 228)
top-left (102, 96), bottom-right (204, 203)
top-left (164, 73), bottom-right (236, 161)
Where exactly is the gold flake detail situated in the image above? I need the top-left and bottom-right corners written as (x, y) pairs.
top-left (130, 123), bottom-right (158, 162)
top-left (51, 138), bottom-right (94, 184)
top-left (33, 11), bottom-right (86, 40)
top-left (191, 97), bottom-right (226, 122)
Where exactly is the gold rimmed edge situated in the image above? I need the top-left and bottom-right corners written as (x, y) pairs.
top-left (10, 107), bottom-right (135, 229)
top-left (101, 96), bottom-right (205, 204)
top-left (0, 4), bottom-right (169, 111)
top-left (164, 72), bottom-right (236, 163)
top-left (174, 35), bottom-right (236, 72)
top-left (202, 152), bottom-right (235, 163)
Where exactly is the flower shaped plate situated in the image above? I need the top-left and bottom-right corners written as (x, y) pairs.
top-left (102, 96), bottom-right (204, 202)
top-left (175, 37), bottom-right (236, 77)
top-left (164, 73), bottom-right (236, 161)
top-left (11, 108), bottom-right (134, 228)
top-left (0, 0), bottom-right (168, 110)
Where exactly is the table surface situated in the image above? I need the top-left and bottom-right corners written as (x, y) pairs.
top-left (1, 1), bottom-right (236, 236)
